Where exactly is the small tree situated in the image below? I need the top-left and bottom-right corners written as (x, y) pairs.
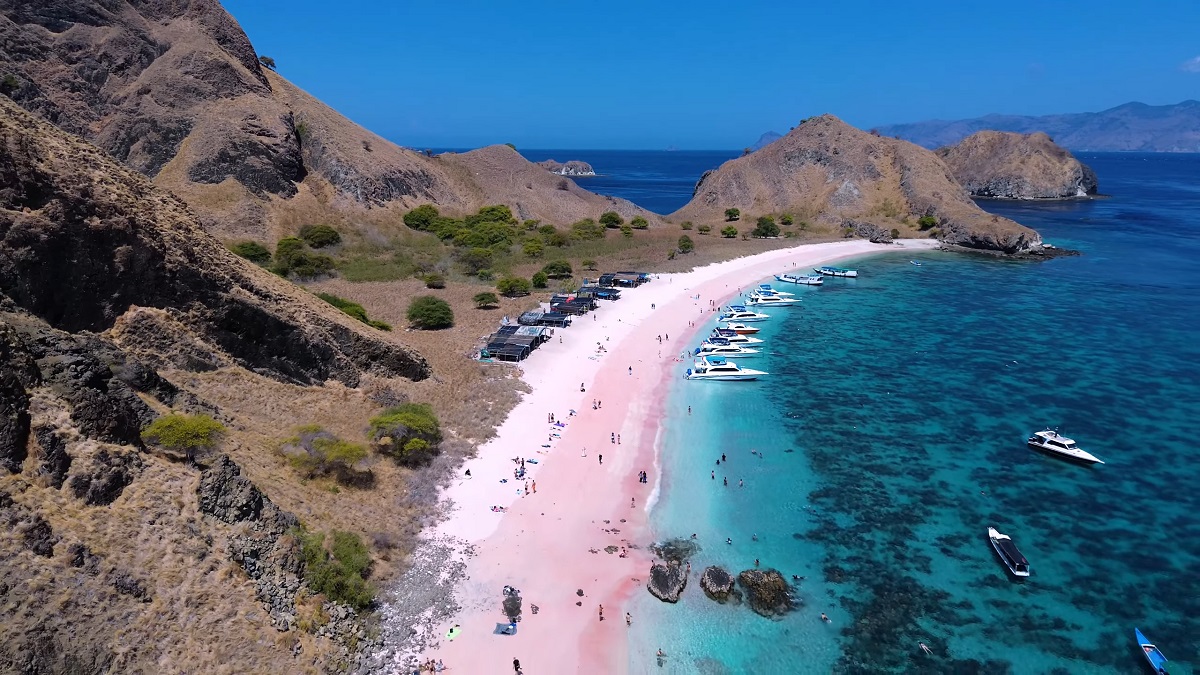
top-left (473, 292), bottom-right (499, 309)
top-left (918, 215), bottom-right (938, 230)
top-left (522, 239), bottom-right (545, 258)
top-left (298, 529), bottom-right (375, 610)
top-left (752, 216), bottom-right (780, 238)
top-left (497, 276), bottom-right (532, 297)
top-left (370, 403), bottom-right (441, 466)
top-left (697, 224), bottom-right (712, 235)
top-left (458, 247), bottom-right (493, 275)
top-left (258, 55), bottom-right (276, 70)
top-left (724, 208), bottom-right (741, 222)
top-left (678, 235), bottom-right (695, 254)
top-left (541, 260), bottom-right (573, 278)
top-left (581, 259), bottom-right (598, 271)
top-left (630, 216), bottom-right (649, 230)
top-left (229, 241), bottom-right (272, 265)
top-left (620, 224), bottom-right (633, 238)
top-left (423, 273), bottom-right (446, 289)
top-left (569, 218), bottom-right (606, 241)
top-left (780, 214), bottom-right (794, 226)
top-left (141, 414), bottom-right (225, 463)
top-left (403, 204), bottom-right (440, 231)
top-left (721, 225), bottom-right (739, 238)
top-left (531, 271), bottom-right (548, 288)
top-left (890, 228), bottom-right (900, 239)
top-left (406, 296), bottom-right (454, 329)
top-left (299, 224), bottom-right (341, 248)
top-left (599, 211), bottom-right (623, 229)
top-left (680, 221), bottom-right (694, 230)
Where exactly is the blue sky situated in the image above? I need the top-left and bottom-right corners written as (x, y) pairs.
top-left (223, 0), bottom-right (1200, 149)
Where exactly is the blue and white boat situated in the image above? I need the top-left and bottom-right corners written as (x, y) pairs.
top-left (775, 273), bottom-right (823, 286)
top-left (1135, 628), bottom-right (1169, 675)
top-left (710, 328), bottom-right (764, 345)
top-left (685, 356), bottom-right (767, 381)
top-left (719, 306), bottom-right (770, 322)
top-left (910, 260), bottom-right (922, 266)
top-left (756, 283), bottom-right (795, 296)
top-left (746, 292), bottom-right (799, 308)
top-left (695, 341), bottom-right (761, 358)
top-left (815, 266), bottom-right (859, 278)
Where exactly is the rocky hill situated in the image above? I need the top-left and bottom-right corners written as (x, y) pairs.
top-left (538, 159), bottom-right (596, 176)
top-left (750, 131), bottom-right (783, 151)
top-left (673, 115), bottom-right (1043, 254)
top-left (876, 100), bottom-right (1200, 152)
top-left (0, 0), bottom-right (648, 239)
top-left (936, 131), bottom-right (1098, 199)
top-left (0, 93), bottom-right (430, 671)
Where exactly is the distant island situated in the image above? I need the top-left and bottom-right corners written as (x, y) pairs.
top-left (538, 159), bottom-right (596, 176)
top-left (937, 131), bottom-right (1099, 200)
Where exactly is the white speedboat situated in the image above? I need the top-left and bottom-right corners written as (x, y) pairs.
top-left (988, 527), bottom-right (1030, 578)
top-left (719, 306), bottom-right (770, 322)
top-left (746, 294), bottom-right (799, 308)
top-left (721, 323), bottom-right (761, 335)
top-left (695, 342), bottom-right (761, 358)
top-left (685, 356), bottom-right (767, 381)
top-left (1026, 429), bottom-right (1104, 465)
top-left (815, 266), bottom-right (858, 278)
top-left (755, 284), bottom-right (795, 296)
top-left (709, 328), bottom-right (763, 345)
top-left (775, 273), bottom-right (823, 286)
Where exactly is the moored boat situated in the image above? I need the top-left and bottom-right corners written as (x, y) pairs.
top-left (1135, 628), bottom-right (1169, 675)
top-left (756, 283), bottom-right (795, 296)
top-left (685, 356), bottom-right (768, 381)
top-left (719, 306), bottom-right (770, 322)
top-left (815, 266), bottom-right (859, 278)
top-left (775, 273), bottom-right (824, 286)
top-left (1027, 429), bottom-right (1104, 465)
top-left (746, 294), bottom-right (799, 308)
top-left (695, 342), bottom-right (761, 358)
top-left (709, 328), bottom-right (763, 345)
top-left (910, 260), bottom-right (922, 266)
top-left (721, 323), bottom-right (761, 334)
top-left (988, 527), bottom-right (1030, 578)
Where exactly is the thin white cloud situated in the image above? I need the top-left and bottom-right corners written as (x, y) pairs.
top-left (1181, 56), bottom-right (1200, 73)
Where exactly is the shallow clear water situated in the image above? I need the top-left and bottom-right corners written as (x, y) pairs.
top-left (628, 153), bottom-right (1200, 674)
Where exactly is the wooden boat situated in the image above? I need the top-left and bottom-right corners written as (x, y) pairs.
top-left (814, 266), bottom-right (858, 278)
top-left (1135, 628), bottom-right (1169, 674)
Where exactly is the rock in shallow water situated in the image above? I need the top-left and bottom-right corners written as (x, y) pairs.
top-left (737, 568), bottom-right (796, 618)
top-left (700, 565), bottom-right (740, 604)
top-left (647, 560), bottom-right (688, 603)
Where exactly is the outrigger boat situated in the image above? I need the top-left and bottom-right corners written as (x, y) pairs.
top-left (775, 273), bottom-right (823, 286)
top-left (814, 266), bottom-right (858, 278)
top-left (1135, 628), bottom-right (1169, 675)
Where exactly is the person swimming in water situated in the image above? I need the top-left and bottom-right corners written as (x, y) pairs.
top-left (821, 613), bottom-right (831, 623)
top-left (919, 642), bottom-right (932, 655)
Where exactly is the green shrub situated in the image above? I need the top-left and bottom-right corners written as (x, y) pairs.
top-left (620, 224), bottom-right (633, 238)
top-left (581, 259), bottom-right (597, 271)
top-left (370, 402), bottom-right (441, 466)
top-left (720, 225), bottom-right (738, 238)
top-left (680, 221), bottom-right (693, 231)
top-left (678, 235), bottom-right (695, 254)
top-left (523, 239), bottom-right (545, 258)
top-left (497, 276), bottom-right (532, 297)
top-left (299, 529), bottom-right (375, 610)
top-left (752, 216), bottom-right (780, 238)
top-left (316, 292), bottom-right (391, 331)
top-left (780, 214), bottom-right (794, 226)
top-left (272, 237), bottom-right (335, 279)
top-left (523, 219), bottom-right (540, 231)
top-left (458, 247), bottom-right (493, 275)
top-left (406, 296), bottom-right (454, 329)
top-left (569, 218), bottom-right (606, 241)
top-left (599, 211), bottom-right (623, 229)
top-left (299, 224), bottom-right (341, 248)
top-left (229, 241), bottom-right (272, 265)
top-left (473, 292), bottom-right (499, 308)
top-left (783, 230), bottom-right (797, 238)
top-left (667, 250), bottom-right (676, 260)
top-left (280, 426), bottom-right (370, 484)
top-left (918, 215), bottom-right (938, 230)
top-left (423, 273), bottom-right (446, 289)
top-left (697, 224), bottom-right (712, 235)
top-left (724, 208), bottom-right (740, 222)
top-left (477, 268), bottom-right (495, 281)
top-left (141, 414), bottom-right (225, 462)
top-left (537, 223), bottom-right (558, 236)
top-left (544, 231), bottom-right (569, 247)
top-left (403, 204), bottom-right (440, 231)
top-left (531, 271), bottom-right (548, 288)
top-left (890, 228), bottom-right (900, 239)
top-left (630, 216), bottom-right (649, 230)
top-left (541, 260), bottom-right (573, 278)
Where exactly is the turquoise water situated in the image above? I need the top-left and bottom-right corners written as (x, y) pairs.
top-left (631, 154), bottom-right (1200, 674)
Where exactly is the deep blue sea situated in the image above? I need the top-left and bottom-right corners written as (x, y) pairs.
top-left (549, 151), bottom-right (1200, 674)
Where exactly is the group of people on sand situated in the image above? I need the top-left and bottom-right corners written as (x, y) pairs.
top-left (414, 658), bottom-right (444, 673)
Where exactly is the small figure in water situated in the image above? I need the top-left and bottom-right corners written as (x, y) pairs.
top-left (920, 642), bottom-right (932, 655)
top-left (821, 613), bottom-right (831, 623)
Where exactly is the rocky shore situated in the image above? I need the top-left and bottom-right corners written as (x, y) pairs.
top-left (537, 159), bottom-right (597, 176)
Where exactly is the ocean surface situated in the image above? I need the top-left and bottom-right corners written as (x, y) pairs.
top-left (560, 151), bottom-right (1200, 674)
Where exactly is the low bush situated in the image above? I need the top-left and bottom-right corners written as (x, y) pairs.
top-left (569, 218), bottom-right (606, 241)
top-left (891, 228), bottom-right (900, 239)
top-left (697, 224), bottom-right (712, 235)
top-left (720, 225), bottom-right (738, 238)
top-left (370, 402), bottom-right (441, 466)
top-left (299, 528), bottom-right (375, 610)
top-left (541, 260), bottom-right (573, 278)
top-left (678, 235), bottom-right (695, 253)
top-left (724, 208), bottom-right (740, 222)
top-left (522, 239), bottom-right (545, 258)
top-left (403, 204), bottom-right (440, 231)
top-left (680, 221), bottom-right (694, 230)
top-left (273, 237), bottom-right (335, 279)
top-left (620, 224), bottom-right (633, 238)
top-left (229, 241), bottom-right (272, 265)
top-left (752, 216), bottom-right (780, 238)
top-left (497, 276), bottom-right (532, 297)
top-left (780, 214), bottom-right (794, 226)
top-left (630, 215), bottom-right (649, 230)
top-left (423, 273), bottom-right (446, 289)
top-left (317, 293), bottom-right (392, 331)
top-left (141, 414), bottom-right (225, 462)
top-left (599, 211), bottom-right (623, 228)
top-left (918, 215), bottom-right (938, 230)
top-left (299, 224), bottom-right (341, 248)
top-left (280, 425), bottom-right (371, 486)
top-left (581, 259), bottom-right (598, 271)
top-left (531, 271), bottom-right (548, 288)
top-left (473, 292), bottom-right (499, 308)
top-left (406, 296), bottom-right (454, 329)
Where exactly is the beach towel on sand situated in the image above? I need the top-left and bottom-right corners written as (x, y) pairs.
top-left (493, 622), bottom-right (518, 635)
top-left (446, 626), bottom-right (462, 640)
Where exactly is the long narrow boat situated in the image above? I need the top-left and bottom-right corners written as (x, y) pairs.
top-left (814, 266), bottom-right (858, 278)
top-left (988, 527), bottom-right (1030, 578)
top-left (1135, 628), bottom-right (1169, 674)
top-left (775, 273), bottom-right (823, 286)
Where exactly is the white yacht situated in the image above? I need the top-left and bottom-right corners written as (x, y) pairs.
top-left (1026, 429), bottom-right (1104, 465)
top-left (695, 342), bottom-right (761, 358)
top-left (815, 266), bottom-right (859, 278)
top-left (685, 356), bottom-right (768, 381)
top-left (719, 306), bottom-right (770, 322)
top-left (709, 329), bottom-right (763, 345)
top-left (755, 284), bottom-right (795, 296)
top-left (775, 273), bottom-right (823, 286)
top-left (988, 527), bottom-right (1031, 578)
top-left (721, 323), bottom-right (761, 335)
top-left (746, 292), bottom-right (799, 308)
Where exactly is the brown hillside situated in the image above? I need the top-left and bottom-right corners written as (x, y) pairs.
top-left (0, 0), bottom-right (651, 239)
top-left (673, 115), bottom-right (1043, 253)
top-left (936, 131), bottom-right (1099, 199)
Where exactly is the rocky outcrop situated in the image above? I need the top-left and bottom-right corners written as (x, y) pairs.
top-left (538, 159), bottom-right (596, 176)
top-left (647, 560), bottom-right (688, 603)
top-left (936, 131), bottom-right (1099, 199)
top-left (673, 114), bottom-right (1043, 254)
top-left (737, 568), bottom-right (795, 618)
top-left (700, 565), bottom-right (739, 603)
top-left (69, 450), bottom-right (144, 506)
top-left (0, 95), bottom-right (430, 387)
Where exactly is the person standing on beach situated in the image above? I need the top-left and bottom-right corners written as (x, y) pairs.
top-left (513, 657), bottom-right (521, 673)
top-left (598, 604), bottom-right (604, 621)
top-left (626, 612), bottom-right (632, 626)
top-left (618, 434), bottom-right (621, 444)
top-left (532, 480), bottom-right (537, 493)
top-left (599, 454), bottom-right (603, 465)
top-left (628, 366), bottom-right (633, 375)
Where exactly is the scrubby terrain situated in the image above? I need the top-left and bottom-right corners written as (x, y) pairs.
top-left (936, 131), bottom-right (1098, 199)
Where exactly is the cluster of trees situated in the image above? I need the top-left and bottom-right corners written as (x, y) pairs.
top-left (228, 225), bottom-right (342, 275)
top-left (280, 425), bottom-right (371, 486)
top-left (316, 293), bottom-right (391, 331)
top-left (406, 296), bottom-right (454, 329)
top-left (369, 402), bottom-right (442, 467)
top-left (298, 528), bottom-right (375, 610)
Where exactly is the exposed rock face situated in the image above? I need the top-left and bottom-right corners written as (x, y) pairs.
top-left (0, 95), bottom-right (430, 387)
top-left (673, 114), bottom-right (1043, 254)
top-left (936, 131), bottom-right (1099, 199)
top-left (647, 560), bottom-right (688, 603)
top-left (737, 568), bottom-right (795, 618)
top-left (538, 159), bottom-right (596, 176)
top-left (69, 449), bottom-right (144, 506)
top-left (700, 565), bottom-right (740, 603)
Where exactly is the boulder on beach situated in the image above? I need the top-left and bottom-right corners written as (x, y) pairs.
top-left (737, 568), bottom-right (796, 618)
top-left (700, 566), bottom-right (740, 604)
top-left (647, 560), bottom-right (688, 603)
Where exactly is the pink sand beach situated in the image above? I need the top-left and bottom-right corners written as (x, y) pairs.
top-left (407, 240), bottom-right (935, 674)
